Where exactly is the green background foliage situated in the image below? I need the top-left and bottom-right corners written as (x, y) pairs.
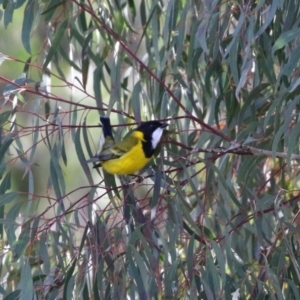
top-left (1, 0), bottom-right (300, 299)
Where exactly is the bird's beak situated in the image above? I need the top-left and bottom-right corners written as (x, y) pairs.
top-left (161, 123), bottom-right (168, 129)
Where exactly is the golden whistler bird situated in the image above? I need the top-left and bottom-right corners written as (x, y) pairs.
top-left (87, 116), bottom-right (168, 175)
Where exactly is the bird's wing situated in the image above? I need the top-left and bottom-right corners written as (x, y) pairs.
top-left (101, 136), bottom-right (115, 152)
top-left (109, 135), bottom-right (139, 156)
top-left (86, 136), bottom-right (116, 163)
top-left (95, 135), bottom-right (139, 161)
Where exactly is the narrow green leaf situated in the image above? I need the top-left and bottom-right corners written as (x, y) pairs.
top-left (196, 14), bottom-right (209, 53)
top-left (187, 21), bottom-right (202, 77)
top-left (82, 117), bottom-right (94, 162)
top-left (0, 136), bottom-right (13, 165)
top-left (235, 59), bottom-right (253, 99)
top-left (286, 121), bottom-right (300, 166)
top-left (61, 136), bottom-right (67, 166)
top-left (0, 111), bottom-right (10, 127)
top-left (272, 123), bottom-right (288, 160)
top-left (289, 77), bottom-right (300, 93)
top-left (19, 257), bottom-right (33, 300)
top-left (42, 0), bottom-right (65, 19)
top-left (43, 19), bottom-right (68, 69)
top-left (0, 172), bottom-right (11, 194)
top-left (0, 285), bottom-right (5, 295)
top-left (29, 117), bottom-right (39, 162)
top-left (151, 170), bottom-right (162, 216)
top-left (127, 251), bottom-right (147, 298)
top-left (78, 0), bottom-right (87, 32)
top-left (25, 169), bottom-right (34, 217)
top-left (163, 257), bottom-right (179, 298)
top-left (282, 45), bottom-right (300, 76)
top-left (13, 222), bottom-right (31, 261)
top-left (15, 148), bottom-right (29, 166)
top-left (201, 277), bottom-right (215, 299)
top-left (0, 192), bottom-right (18, 207)
top-left (132, 81), bottom-right (141, 122)
top-left (128, 0), bottom-right (136, 21)
top-left (265, 262), bottom-right (285, 299)
top-left (81, 31), bottom-right (93, 89)
top-left (5, 212), bottom-right (17, 254)
top-left (151, 5), bottom-right (160, 66)
top-left (224, 12), bottom-right (245, 58)
top-left (263, 94), bottom-right (283, 130)
top-left (50, 155), bottom-right (62, 200)
top-left (187, 234), bottom-right (195, 282)
top-left (15, 0), bottom-right (26, 8)
top-left (0, 218), bottom-right (17, 225)
top-left (78, 222), bottom-right (89, 255)
top-left (176, 193), bottom-right (201, 237)
top-left (44, 100), bottom-right (50, 121)
top-left (0, 171), bottom-right (9, 240)
top-left (3, 290), bottom-right (21, 300)
top-left (104, 282), bottom-right (111, 299)
top-left (211, 240), bottom-right (226, 288)
top-left (22, 0), bottom-right (34, 54)
top-left (93, 66), bottom-right (103, 108)
top-left (38, 232), bottom-right (50, 272)
top-left (162, 0), bottom-right (174, 47)
top-left (3, 2), bottom-right (14, 28)
top-left (82, 282), bottom-right (89, 299)
top-left (56, 43), bottom-right (81, 72)
top-left (75, 126), bottom-right (93, 185)
top-left (22, 56), bottom-right (32, 76)
top-left (174, 1), bottom-right (189, 67)
top-left (206, 160), bottom-right (241, 209)
top-left (63, 258), bottom-right (77, 300)
top-left (108, 56), bottom-right (121, 112)
top-left (272, 28), bottom-right (300, 56)
top-left (94, 259), bottom-right (105, 300)
top-left (285, 279), bottom-right (300, 298)
top-left (247, 83), bottom-right (270, 103)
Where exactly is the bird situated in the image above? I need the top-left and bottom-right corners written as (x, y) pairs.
top-left (87, 116), bottom-right (168, 175)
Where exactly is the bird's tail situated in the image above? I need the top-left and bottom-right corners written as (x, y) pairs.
top-left (100, 116), bottom-right (114, 139)
top-left (86, 116), bottom-right (115, 168)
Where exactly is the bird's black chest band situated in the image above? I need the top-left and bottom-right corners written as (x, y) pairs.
top-left (142, 138), bottom-right (154, 158)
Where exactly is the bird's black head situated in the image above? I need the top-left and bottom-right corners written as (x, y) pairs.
top-left (135, 120), bottom-right (168, 158)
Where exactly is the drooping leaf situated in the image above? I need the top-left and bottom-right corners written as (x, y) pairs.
top-left (43, 19), bottom-right (68, 69)
top-left (21, 0), bottom-right (35, 54)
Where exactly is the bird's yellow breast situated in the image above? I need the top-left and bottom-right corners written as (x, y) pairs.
top-left (101, 132), bottom-right (151, 175)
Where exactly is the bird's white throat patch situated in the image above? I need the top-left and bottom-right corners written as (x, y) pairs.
top-left (151, 128), bottom-right (163, 149)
